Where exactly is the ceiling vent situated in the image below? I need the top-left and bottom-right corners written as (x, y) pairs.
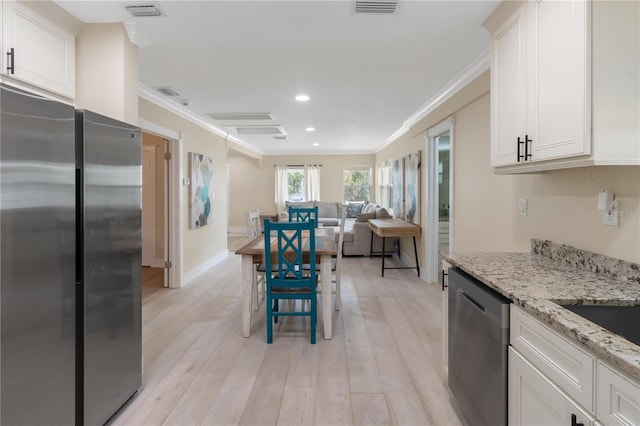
top-left (125, 4), bottom-right (162, 17)
top-left (235, 125), bottom-right (286, 136)
top-left (273, 135), bottom-right (289, 141)
top-left (155, 86), bottom-right (180, 97)
top-left (208, 112), bottom-right (273, 121)
top-left (355, 0), bottom-right (398, 13)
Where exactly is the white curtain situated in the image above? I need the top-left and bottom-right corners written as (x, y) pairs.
top-left (304, 165), bottom-right (321, 201)
top-left (275, 165), bottom-right (288, 212)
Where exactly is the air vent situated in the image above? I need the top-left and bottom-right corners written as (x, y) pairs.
top-left (235, 126), bottom-right (286, 136)
top-left (273, 135), bottom-right (289, 141)
top-left (355, 0), bottom-right (398, 13)
top-left (125, 4), bottom-right (162, 17)
top-left (155, 87), bottom-right (180, 97)
top-left (208, 112), bottom-right (273, 121)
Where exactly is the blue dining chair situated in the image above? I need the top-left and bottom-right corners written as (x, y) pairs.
top-left (263, 219), bottom-right (317, 344)
top-left (288, 206), bottom-right (319, 227)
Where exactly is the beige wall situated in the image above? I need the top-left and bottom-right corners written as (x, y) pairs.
top-left (227, 154), bottom-right (375, 230)
top-left (139, 98), bottom-right (229, 275)
top-left (76, 23), bottom-right (139, 125)
top-left (143, 132), bottom-right (167, 260)
top-left (375, 70), bottom-right (640, 267)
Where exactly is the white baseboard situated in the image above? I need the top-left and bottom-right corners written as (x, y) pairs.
top-left (182, 250), bottom-right (229, 286)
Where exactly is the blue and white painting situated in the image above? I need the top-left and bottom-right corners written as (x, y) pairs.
top-left (190, 152), bottom-right (213, 228)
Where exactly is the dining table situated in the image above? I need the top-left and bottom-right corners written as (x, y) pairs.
top-left (235, 227), bottom-right (337, 340)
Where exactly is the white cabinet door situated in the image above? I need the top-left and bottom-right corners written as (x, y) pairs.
top-left (528, 0), bottom-right (589, 161)
top-left (490, 2), bottom-right (528, 167)
top-left (2, 1), bottom-right (75, 98)
top-left (509, 347), bottom-right (595, 426)
top-left (596, 361), bottom-right (640, 426)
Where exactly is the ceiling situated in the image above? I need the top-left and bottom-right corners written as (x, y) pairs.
top-left (54, 0), bottom-right (499, 156)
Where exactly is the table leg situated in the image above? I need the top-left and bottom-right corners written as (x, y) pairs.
top-left (381, 236), bottom-right (386, 277)
top-left (413, 236), bottom-right (420, 277)
top-left (369, 230), bottom-right (374, 259)
top-left (321, 254), bottom-right (332, 339)
top-left (242, 254), bottom-right (254, 337)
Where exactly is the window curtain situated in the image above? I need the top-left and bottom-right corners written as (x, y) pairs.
top-left (304, 165), bottom-right (321, 201)
top-left (275, 165), bottom-right (288, 212)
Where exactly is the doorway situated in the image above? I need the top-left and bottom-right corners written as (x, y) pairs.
top-left (142, 132), bottom-right (169, 288)
top-left (426, 118), bottom-right (454, 284)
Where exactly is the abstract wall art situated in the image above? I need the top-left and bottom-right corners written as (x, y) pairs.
top-left (190, 152), bottom-right (214, 229)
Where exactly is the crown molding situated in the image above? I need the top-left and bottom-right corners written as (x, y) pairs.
top-left (377, 49), bottom-right (490, 153)
top-left (138, 83), bottom-right (263, 155)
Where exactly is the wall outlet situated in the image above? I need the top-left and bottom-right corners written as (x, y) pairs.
top-left (598, 191), bottom-right (613, 210)
top-left (518, 198), bottom-right (528, 216)
top-left (603, 199), bottom-right (619, 226)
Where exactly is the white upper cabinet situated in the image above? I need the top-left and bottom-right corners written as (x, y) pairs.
top-left (485, 0), bottom-right (640, 173)
top-left (1, 1), bottom-right (75, 98)
top-left (490, 2), bottom-right (527, 167)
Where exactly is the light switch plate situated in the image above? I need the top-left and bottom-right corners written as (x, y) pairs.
top-left (518, 198), bottom-right (527, 216)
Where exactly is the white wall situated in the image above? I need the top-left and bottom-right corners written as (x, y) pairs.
top-left (227, 153), bottom-right (375, 230)
top-left (139, 98), bottom-right (229, 276)
top-left (76, 23), bottom-right (139, 125)
top-left (375, 70), bottom-right (639, 269)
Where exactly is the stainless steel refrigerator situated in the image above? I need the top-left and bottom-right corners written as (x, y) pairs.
top-left (0, 84), bottom-right (142, 425)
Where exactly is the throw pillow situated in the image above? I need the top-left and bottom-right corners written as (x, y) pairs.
top-left (356, 212), bottom-right (376, 222)
top-left (317, 201), bottom-right (338, 218)
top-left (361, 202), bottom-right (377, 214)
top-left (345, 202), bottom-right (364, 218)
top-left (375, 207), bottom-right (391, 218)
top-left (285, 200), bottom-right (314, 210)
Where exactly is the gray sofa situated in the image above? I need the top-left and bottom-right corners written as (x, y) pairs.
top-left (340, 203), bottom-right (395, 256)
top-left (280, 201), bottom-right (394, 256)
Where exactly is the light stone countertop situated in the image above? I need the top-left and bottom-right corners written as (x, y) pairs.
top-left (442, 250), bottom-right (640, 382)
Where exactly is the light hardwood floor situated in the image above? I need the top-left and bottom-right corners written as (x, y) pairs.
top-left (112, 250), bottom-right (464, 425)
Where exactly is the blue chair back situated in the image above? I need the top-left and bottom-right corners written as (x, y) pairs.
top-left (263, 218), bottom-right (317, 343)
top-left (288, 206), bottom-right (319, 227)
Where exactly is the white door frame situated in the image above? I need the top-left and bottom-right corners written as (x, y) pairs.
top-left (425, 117), bottom-right (454, 283)
top-left (140, 119), bottom-right (184, 289)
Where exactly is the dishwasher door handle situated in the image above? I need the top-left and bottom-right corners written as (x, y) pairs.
top-left (459, 289), bottom-right (485, 313)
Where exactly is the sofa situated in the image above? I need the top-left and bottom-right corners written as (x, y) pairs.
top-left (279, 201), bottom-right (395, 257)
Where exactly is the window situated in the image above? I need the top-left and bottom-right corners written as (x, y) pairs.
top-left (377, 160), bottom-right (394, 211)
top-left (343, 165), bottom-right (372, 202)
top-left (287, 167), bottom-right (305, 201)
top-left (275, 165), bottom-right (320, 210)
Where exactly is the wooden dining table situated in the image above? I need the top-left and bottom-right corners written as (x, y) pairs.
top-left (235, 227), bottom-right (337, 339)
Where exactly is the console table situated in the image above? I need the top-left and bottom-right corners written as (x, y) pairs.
top-left (368, 218), bottom-right (421, 277)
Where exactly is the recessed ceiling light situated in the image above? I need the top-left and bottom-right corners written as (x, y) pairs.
top-left (305, 127), bottom-right (315, 132)
top-left (295, 94), bottom-right (310, 102)
top-left (313, 143), bottom-right (319, 147)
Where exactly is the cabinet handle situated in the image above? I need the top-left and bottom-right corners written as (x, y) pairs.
top-left (571, 414), bottom-right (584, 426)
top-left (6, 48), bottom-right (15, 74)
top-left (524, 134), bottom-right (532, 161)
top-left (442, 270), bottom-right (448, 291)
top-left (517, 136), bottom-right (524, 162)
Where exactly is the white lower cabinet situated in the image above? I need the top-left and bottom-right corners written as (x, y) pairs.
top-left (509, 347), bottom-right (595, 426)
top-left (509, 305), bottom-right (640, 426)
top-left (596, 361), bottom-right (640, 426)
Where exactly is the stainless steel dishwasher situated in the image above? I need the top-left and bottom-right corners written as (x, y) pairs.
top-left (448, 267), bottom-right (510, 426)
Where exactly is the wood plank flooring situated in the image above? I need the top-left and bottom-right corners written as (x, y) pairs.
top-left (111, 249), bottom-right (463, 425)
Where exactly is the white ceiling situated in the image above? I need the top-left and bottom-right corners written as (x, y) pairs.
top-left (54, 0), bottom-right (499, 156)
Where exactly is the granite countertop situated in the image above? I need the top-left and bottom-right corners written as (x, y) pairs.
top-left (442, 240), bottom-right (640, 382)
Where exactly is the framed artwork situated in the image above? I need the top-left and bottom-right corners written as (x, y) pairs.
top-left (404, 151), bottom-right (421, 224)
top-left (392, 158), bottom-right (404, 219)
top-left (190, 152), bottom-right (214, 229)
